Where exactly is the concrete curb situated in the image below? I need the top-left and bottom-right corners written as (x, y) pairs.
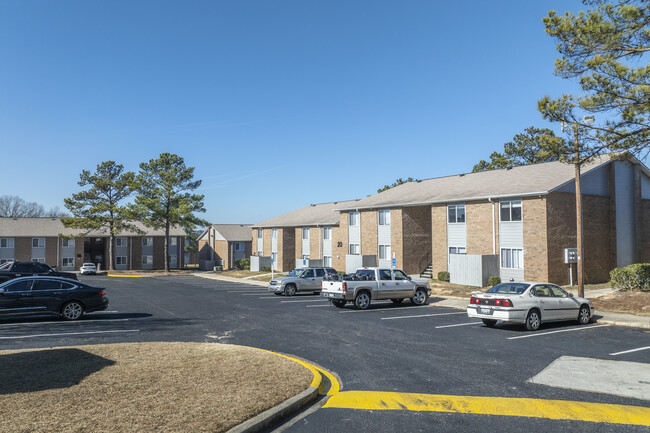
top-left (192, 273), bottom-right (269, 287)
top-left (227, 385), bottom-right (320, 433)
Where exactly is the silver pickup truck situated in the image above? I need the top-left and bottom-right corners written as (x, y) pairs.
top-left (267, 267), bottom-right (338, 296)
top-left (321, 267), bottom-right (431, 310)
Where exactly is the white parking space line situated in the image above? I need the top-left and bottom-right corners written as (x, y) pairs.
top-left (435, 322), bottom-right (482, 329)
top-left (381, 312), bottom-right (465, 320)
top-left (280, 299), bottom-right (329, 303)
top-left (241, 293), bottom-right (272, 296)
top-left (339, 304), bottom-right (431, 314)
top-left (259, 296), bottom-right (282, 299)
top-left (609, 345), bottom-right (650, 356)
top-left (0, 318), bottom-right (130, 327)
top-left (306, 304), bottom-right (331, 308)
top-left (0, 329), bottom-right (141, 339)
top-left (507, 324), bottom-right (609, 340)
top-left (227, 290), bottom-right (266, 293)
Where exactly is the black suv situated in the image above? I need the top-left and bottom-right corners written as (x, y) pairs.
top-left (0, 261), bottom-right (78, 283)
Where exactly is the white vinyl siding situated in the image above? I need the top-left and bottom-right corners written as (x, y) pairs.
top-left (257, 229), bottom-right (263, 254)
top-left (377, 209), bottom-right (391, 268)
top-left (271, 228), bottom-right (278, 261)
top-left (302, 227), bottom-right (310, 257)
top-left (323, 255), bottom-right (332, 267)
top-left (447, 204), bottom-right (466, 265)
top-left (322, 227), bottom-right (332, 258)
top-left (115, 237), bottom-right (129, 270)
top-left (614, 161), bottom-right (637, 266)
top-left (61, 238), bottom-right (77, 270)
top-left (0, 238), bottom-right (15, 263)
top-left (499, 199), bottom-right (524, 282)
top-left (31, 238), bottom-right (45, 263)
top-left (348, 212), bottom-right (360, 255)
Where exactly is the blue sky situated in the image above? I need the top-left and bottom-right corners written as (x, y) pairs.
top-left (1, 0), bottom-right (613, 225)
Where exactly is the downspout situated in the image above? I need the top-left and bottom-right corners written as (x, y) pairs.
top-left (57, 236), bottom-right (60, 270)
top-left (489, 198), bottom-right (496, 254)
top-left (130, 236), bottom-right (133, 270)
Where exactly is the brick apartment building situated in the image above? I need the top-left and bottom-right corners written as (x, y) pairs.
top-left (198, 224), bottom-right (252, 270)
top-left (0, 218), bottom-right (187, 271)
top-left (251, 200), bottom-right (360, 272)
top-left (332, 153), bottom-right (649, 284)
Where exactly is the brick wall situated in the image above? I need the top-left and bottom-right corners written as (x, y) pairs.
top-left (390, 208), bottom-right (403, 272)
top-left (401, 206), bottom-right (431, 275)
top-left (153, 236), bottom-right (166, 269)
top-left (431, 204), bottom-right (447, 275)
top-left (360, 210), bottom-right (377, 256)
top-left (251, 230), bottom-right (257, 255)
top-left (214, 239), bottom-right (228, 268)
top-left (281, 228), bottom-right (295, 272)
top-left (14, 238), bottom-right (30, 261)
top-left (466, 201), bottom-right (494, 255)
top-left (45, 237), bottom-right (57, 266)
top-left (639, 200), bottom-right (650, 263)
top-left (198, 239), bottom-right (210, 260)
top-left (333, 213), bottom-right (348, 271)
top-left (310, 227), bottom-right (321, 259)
top-left (294, 228), bottom-right (302, 258)
top-left (263, 228), bottom-right (272, 257)
top-left (583, 194), bottom-right (616, 283)
top-left (132, 237), bottom-right (143, 269)
top-left (75, 237), bottom-right (84, 270)
top-left (522, 196), bottom-right (549, 282)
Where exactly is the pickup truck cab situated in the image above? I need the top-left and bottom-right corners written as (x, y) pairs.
top-left (321, 267), bottom-right (430, 310)
top-left (267, 267), bottom-right (338, 296)
top-left (0, 261), bottom-right (78, 283)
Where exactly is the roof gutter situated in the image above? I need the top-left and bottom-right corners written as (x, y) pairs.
top-left (333, 191), bottom-right (550, 212)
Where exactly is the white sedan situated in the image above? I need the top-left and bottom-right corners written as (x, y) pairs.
top-left (467, 282), bottom-right (594, 331)
top-left (79, 263), bottom-right (97, 275)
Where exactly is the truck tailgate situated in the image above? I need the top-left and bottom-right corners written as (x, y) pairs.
top-left (321, 281), bottom-right (344, 298)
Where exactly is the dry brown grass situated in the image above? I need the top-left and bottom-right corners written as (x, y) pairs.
top-left (0, 342), bottom-right (312, 433)
top-left (591, 291), bottom-right (650, 316)
top-left (219, 270), bottom-right (272, 278)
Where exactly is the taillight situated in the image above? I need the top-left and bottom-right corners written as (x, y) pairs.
top-left (495, 299), bottom-right (501, 306)
top-left (342, 282), bottom-right (347, 293)
top-left (502, 299), bottom-right (512, 307)
top-left (470, 297), bottom-right (478, 304)
top-left (98, 290), bottom-right (106, 297)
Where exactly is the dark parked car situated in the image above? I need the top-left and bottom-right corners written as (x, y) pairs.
top-left (0, 261), bottom-right (78, 283)
top-left (0, 276), bottom-right (108, 320)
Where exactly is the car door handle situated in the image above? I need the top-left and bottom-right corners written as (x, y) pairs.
top-left (21, 293), bottom-right (31, 297)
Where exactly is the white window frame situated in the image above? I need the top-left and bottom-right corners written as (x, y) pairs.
top-left (31, 258), bottom-right (45, 263)
top-left (302, 227), bottom-right (309, 240)
top-left (169, 254), bottom-right (178, 264)
top-left (62, 257), bottom-right (75, 267)
top-left (500, 248), bottom-right (523, 269)
top-left (257, 228), bottom-right (263, 239)
top-left (170, 237), bottom-right (177, 246)
top-left (378, 244), bottom-right (391, 260)
top-left (32, 238), bottom-right (45, 248)
top-left (349, 244), bottom-right (360, 255)
top-left (323, 227), bottom-right (331, 240)
top-left (323, 256), bottom-right (332, 267)
top-left (272, 228), bottom-right (278, 239)
top-left (115, 237), bottom-right (126, 247)
top-left (447, 204), bottom-right (466, 224)
top-left (448, 246), bottom-right (467, 263)
top-left (302, 254), bottom-right (309, 260)
top-left (142, 237), bottom-right (153, 247)
top-left (0, 238), bottom-right (14, 248)
top-left (116, 256), bottom-right (127, 265)
top-left (378, 209), bottom-right (390, 226)
top-left (235, 242), bottom-right (243, 251)
top-left (500, 200), bottom-right (522, 222)
top-left (62, 238), bottom-right (75, 248)
top-left (348, 212), bottom-right (359, 227)
top-left (142, 255), bottom-right (153, 265)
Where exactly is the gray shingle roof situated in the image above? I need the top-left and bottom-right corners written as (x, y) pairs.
top-left (0, 218), bottom-right (187, 237)
top-left (334, 154), bottom-right (619, 211)
top-left (252, 199), bottom-right (361, 228)
top-left (211, 224), bottom-right (253, 241)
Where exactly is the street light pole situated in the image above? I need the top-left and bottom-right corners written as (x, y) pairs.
top-left (573, 124), bottom-right (584, 298)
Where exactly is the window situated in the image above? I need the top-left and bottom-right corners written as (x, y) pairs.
top-left (62, 257), bottom-right (74, 267)
top-left (32, 238), bottom-right (45, 248)
top-left (302, 255), bottom-right (309, 260)
top-left (170, 237), bottom-right (177, 246)
top-left (4, 279), bottom-right (33, 292)
top-left (315, 269), bottom-right (325, 277)
top-left (393, 270), bottom-right (409, 280)
top-left (379, 269), bottom-right (392, 280)
top-left (323, 227), bottom-right (332, 240)
top-left (34, 280), bottom-right (62, 291)
top-left (1, 238), bottom-right (14, 248)
top-left (348, 212), bottom-right (359, 226)
top-left (34, 263), bottom-right (50, 272)
top-left (257, 228), bottom-right (263, 239)
top-left (169, 255), bottom-right (177, 264)
top-left (378, 245), bottom-right (391, 260)
top-left (549, 285), bottom-right (569, 297)
top-left (272, 228), bottom-right (277, 239)
top-left (449, 247), bottom-right (466, 255)
top-left (302, 227), bottom-right (309, 240)
top-left (62, 238), bottom-right (75, 247)
top-left (115, 237), bottom-right (126, 247)
top-left (142, 237), bottom-right (153, 247)
top-left (500, 200), bottom-right (522, 222)
top-left (447, 204), bottom-right (466, 223)
top-left (378, 209), bottom-right (390, 226)
top-left (31, 258), bottom-right (45, 263)
top-left (349, 244), bottom-right (359, 255)
top-left (303, 269), bottom-right (315, 278)
top-left (142, 255), bottom-right (153, 265)
top-left (323, 256), bottom-right (332, 267)
top-left (116, 256), bottom-right (127, 265)
top-left (235, 242), bottom-right (243, 251)
top-left (501, 248), bottom-right (523, 269)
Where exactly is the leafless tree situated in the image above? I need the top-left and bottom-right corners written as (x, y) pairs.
top-left (0, 195), bottom-right (68, 218)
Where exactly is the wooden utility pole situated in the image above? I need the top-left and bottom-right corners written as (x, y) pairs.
top-left (574, 124), bottom-right (585, 298)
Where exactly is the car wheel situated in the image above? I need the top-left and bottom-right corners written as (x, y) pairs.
top-left (390, 298), bottom-right (404, 304)
top-left (354, 292), bottom-right (371, 310)
top-left (525, 309), bottom-right (541, 331)
top-left (578, 305), bottom-right (591, 325)
top-left (482, 319), bottom-right (497, 327)
top-left (332, 300), bottom-right (346, 308)
top-left (411, 288), bottom-right (428, 305)
top-left (284, 284), bottom-right (297, 296)
top-left (61, 301), bottom-right (84, 321)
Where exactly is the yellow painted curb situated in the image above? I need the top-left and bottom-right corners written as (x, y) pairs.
top-left (323, 391), bottom-right (650, 426)
top-left (107, 274), bottom-right (142, 278)
top-left (256, 348), bottom-right (340, 396)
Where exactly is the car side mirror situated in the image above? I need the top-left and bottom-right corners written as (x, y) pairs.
top-left (0, 288), bottom-right (4, 295)
top-left (569, 293), bottom-right (574, 298)
top-left (406, 276), bottom-right (412, 280)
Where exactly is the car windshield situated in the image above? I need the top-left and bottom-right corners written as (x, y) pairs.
top-left (486, 283), bottom-right (530, 295)
top-left (83, 263), bottom-right (95, 267)
top-left (0, 261), bottom-right (12, 270)
top-left (287, 269), bottom-right (305, 277)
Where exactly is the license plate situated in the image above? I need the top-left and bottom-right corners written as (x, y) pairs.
top-left (479, 308), bottom-right (492, 315)
top-left (323, 293), bottom-right (333, 298)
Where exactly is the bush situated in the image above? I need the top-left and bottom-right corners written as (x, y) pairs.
top-left (610, 263), bottom-right (650, 292)
top-left (488, 276), bottom-right (501, 287)
top-left (235, 258), bottom-right (250, 270)
top-left (263, 266), bottom-right (271, 272)
top-left (437, 271), bottom-right (450, 282)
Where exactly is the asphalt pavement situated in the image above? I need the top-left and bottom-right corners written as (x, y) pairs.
top-left (1, 275), bottom-right (648, 432)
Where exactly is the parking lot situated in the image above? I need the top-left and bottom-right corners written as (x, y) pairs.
top-left (1, 275), bottom-right (648, 432)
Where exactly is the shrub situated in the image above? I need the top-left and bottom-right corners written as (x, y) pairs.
top-left (610, 263), bottom-right (650, 292)
top-left (235, 258), bottom-right (250, 270)
top-left (263, 266), bottom-right (271, 272)
top-left (437, 271), bottom-right (450, 282)
top-left (488, 276), bottom-right (501, 287)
